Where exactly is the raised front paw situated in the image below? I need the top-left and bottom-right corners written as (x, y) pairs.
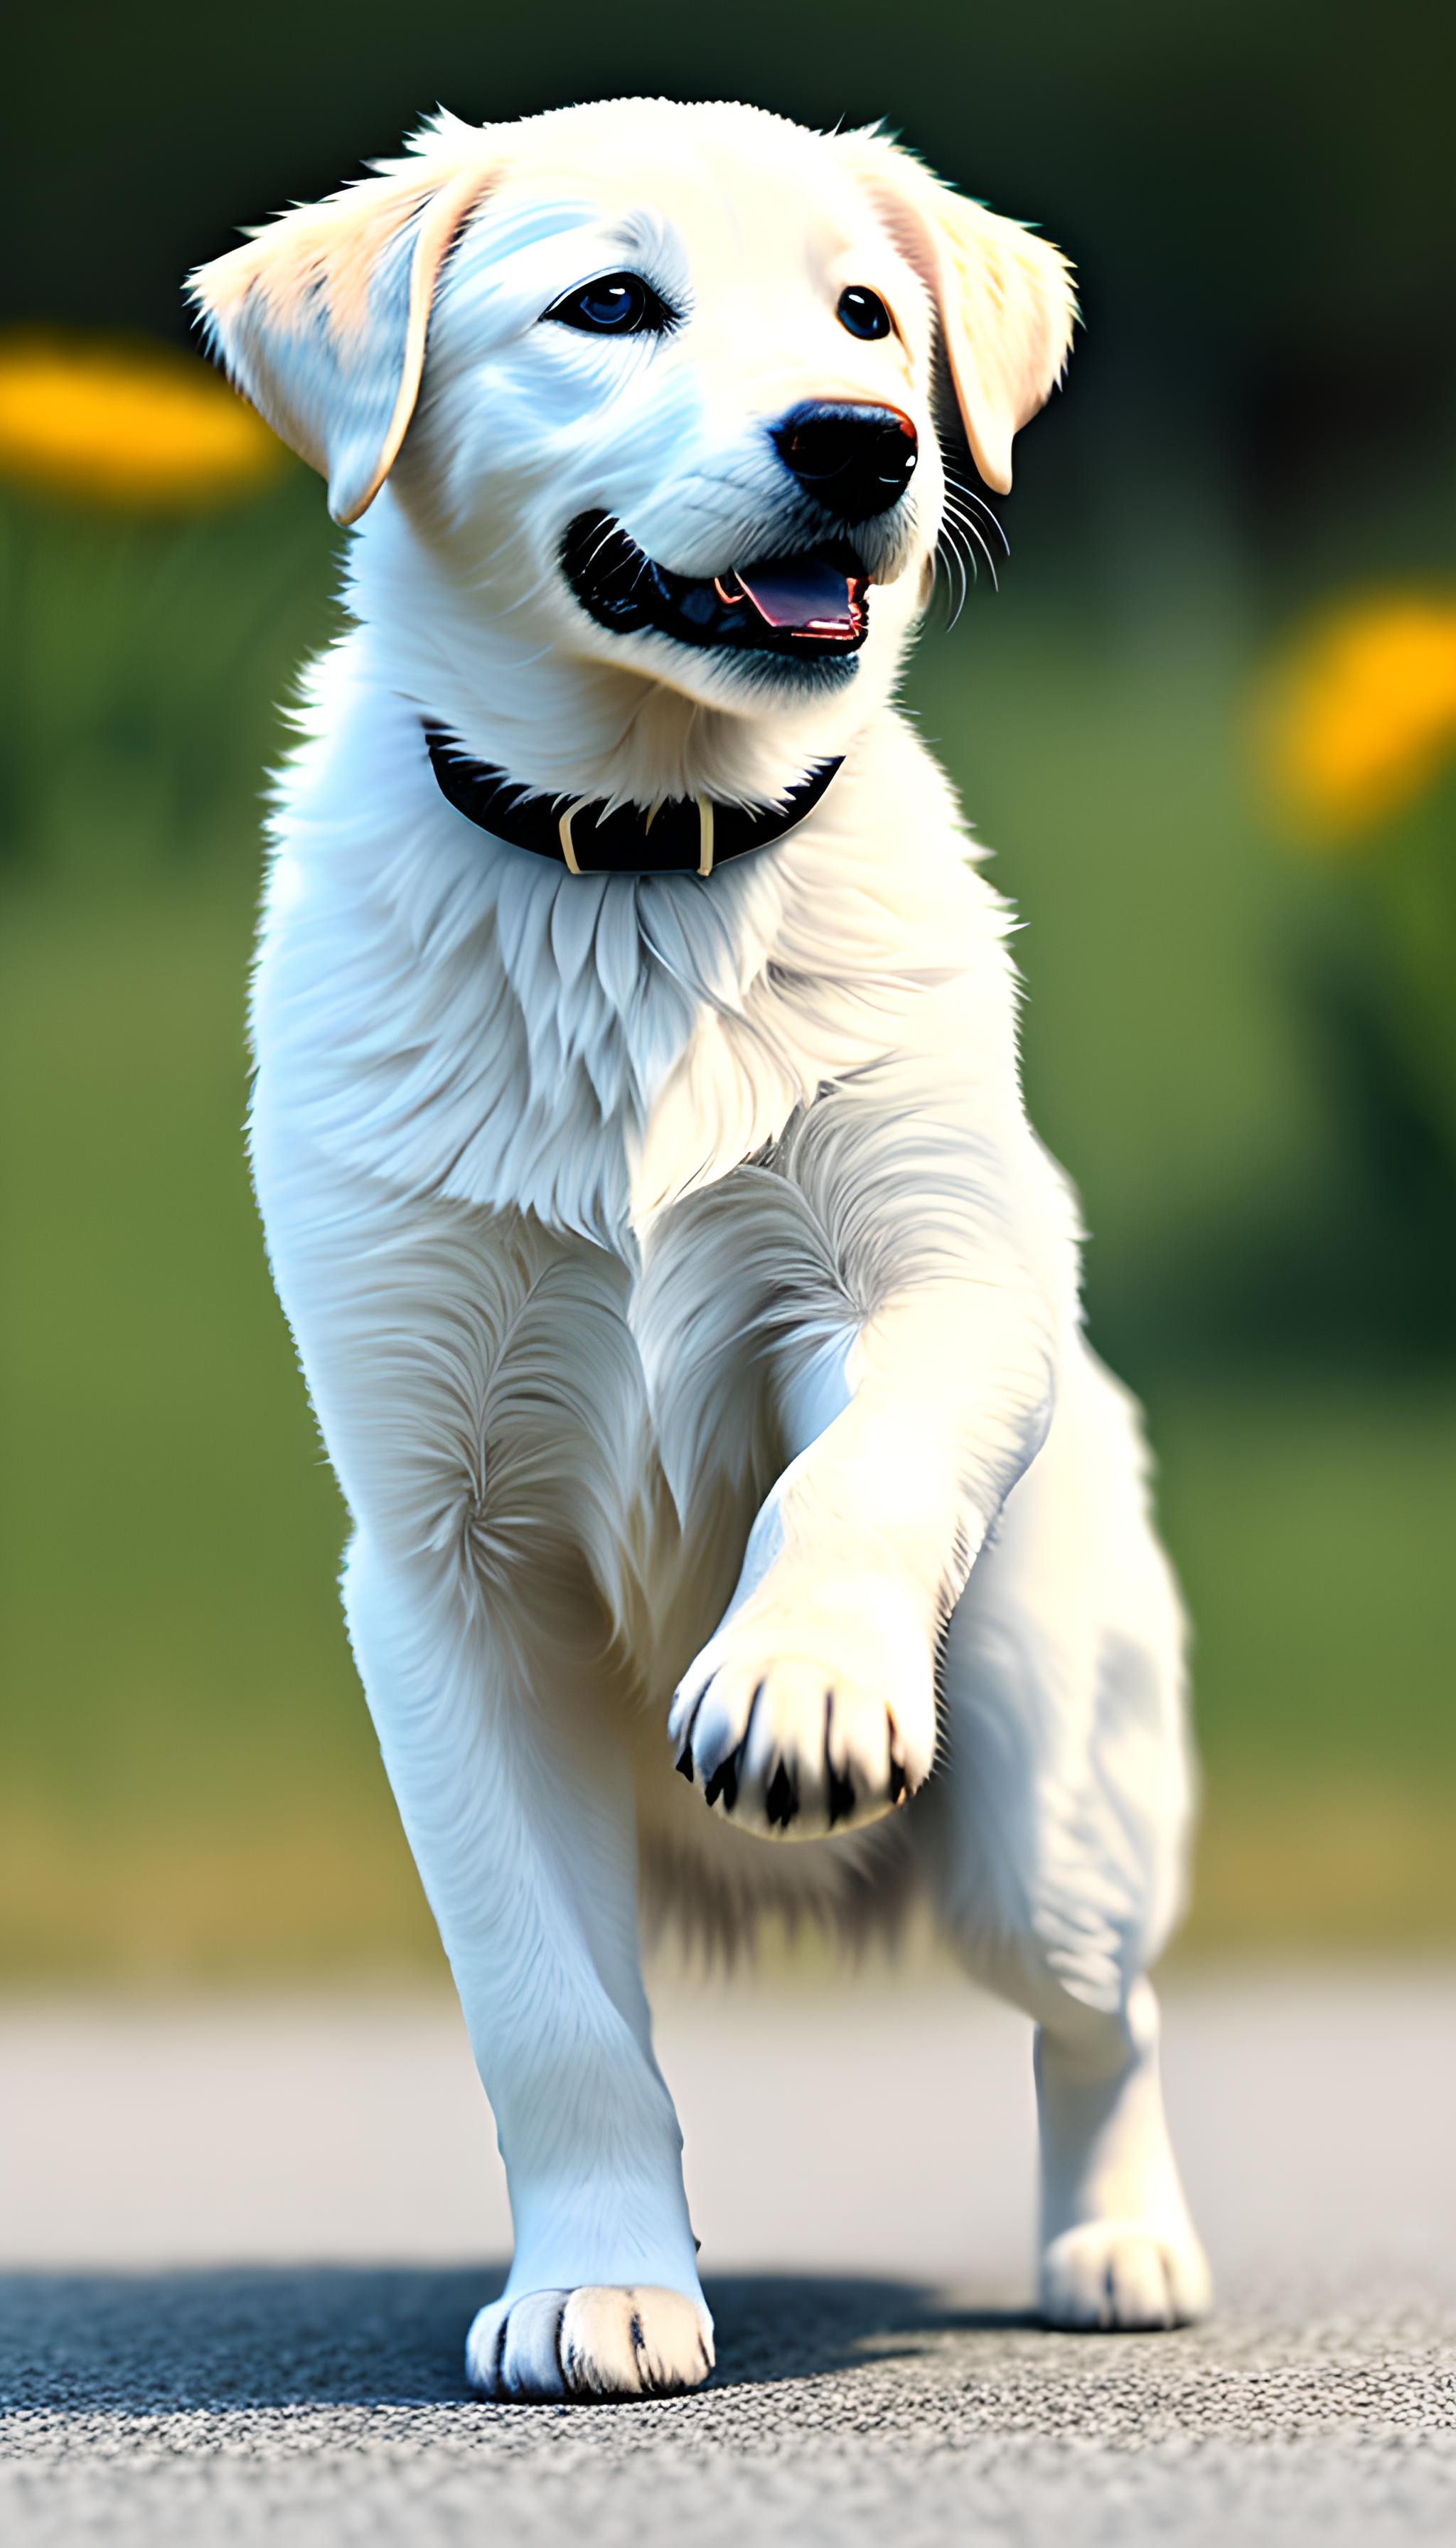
top-left (466, 2285), bottom-right (714, 2401)
top-left (668, 1572), bottom-right (936, 1838)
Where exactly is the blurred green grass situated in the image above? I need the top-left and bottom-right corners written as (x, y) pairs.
top-left (1, 488), bottom-right (1452, 1979)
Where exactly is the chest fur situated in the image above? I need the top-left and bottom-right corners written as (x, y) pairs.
top-left (253, 684), bottom-right (993, 1260)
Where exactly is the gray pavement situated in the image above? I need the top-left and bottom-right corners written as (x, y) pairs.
top-left (4, 1965), bottom-right (1455, 2543)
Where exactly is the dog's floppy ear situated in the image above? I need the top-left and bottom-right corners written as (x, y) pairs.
top-left (837, 130), bottom-right (1076, 496)
top-left (188, 147), bottom-right (497, 525)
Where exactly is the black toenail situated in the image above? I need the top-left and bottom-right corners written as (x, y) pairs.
top-left (827, 1762), bottom-right (856, 1825)
top-left (887, 1754), bottom-right (906, 1804)
top-left (706, 1720), bottom-right (750, 1811)
top-left (765, 1760), bottom-right (798, 1826)
top-left (706, 1684), bottom-right (761, 1816)
top-left (704, 1754), bottom-right (734, 1809)
top-left (675, 1690), bottom-right (709, 1784)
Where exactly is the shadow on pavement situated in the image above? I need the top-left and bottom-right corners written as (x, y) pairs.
top-left (0, 2265), bottom-right (1032, 2414)
top-left (706, 2275), bottom-right (1032, 2389)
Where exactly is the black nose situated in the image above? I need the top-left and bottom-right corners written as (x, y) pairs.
top-left (771, 402), bottom-right (919, 522)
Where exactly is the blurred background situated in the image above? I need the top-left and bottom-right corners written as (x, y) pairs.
top-left (2, 0), bottom-right (1452, 1984)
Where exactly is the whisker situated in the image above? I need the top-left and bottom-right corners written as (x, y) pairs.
top-left (585, 523), bottom-right (626, 574)
top-left (941, 493), bottom-right (1000, 594)
top-left (936, 518), bottom-right (970, 628)
top-left (955, 510), bottom-right (999, 594)
top-left (942, 556), bottom-right (966, 631)
top-left (967, 520), bottom-right (1000, 592)
top-left (943, 466), bottom-right (1010, 557)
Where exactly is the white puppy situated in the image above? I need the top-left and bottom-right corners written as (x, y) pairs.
top-left (192, 96), bottom-right (1209, 2398)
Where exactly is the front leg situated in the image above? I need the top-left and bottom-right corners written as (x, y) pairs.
top-left (251, 1122), bottom-right (710, 2398)
top-left (345, 1535), bottom-right (712, 2397)
top-left (661, 1103), bottom-right (1059, 1836)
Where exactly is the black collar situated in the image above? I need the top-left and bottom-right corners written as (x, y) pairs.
top-left (423, 724), bottom-right (842, 877)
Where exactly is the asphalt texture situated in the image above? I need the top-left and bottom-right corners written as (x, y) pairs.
top-left (4, 1966), bottom-right (1455, 2544)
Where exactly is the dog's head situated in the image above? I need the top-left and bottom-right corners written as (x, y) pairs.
top-left (191, 101), bottom-right (1074, 776)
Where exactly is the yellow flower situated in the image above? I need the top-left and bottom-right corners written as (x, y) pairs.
top-left (1258, 595), bottom-right (1456, 846)
top-left (0, 331), bottom-right (287, 509)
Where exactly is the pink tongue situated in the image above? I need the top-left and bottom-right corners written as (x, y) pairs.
top-left (734, 557), bottom-right (857, 633)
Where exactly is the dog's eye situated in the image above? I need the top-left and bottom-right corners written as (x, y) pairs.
top-left (546, 272), bottom-right (675, 336)
top-left (837, 285), bottom-right (893, 341)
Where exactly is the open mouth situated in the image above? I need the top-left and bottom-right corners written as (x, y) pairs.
top-left (562, 510), bottom-right (870, 660)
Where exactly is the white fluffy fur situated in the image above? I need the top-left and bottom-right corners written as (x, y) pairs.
top-left (193, 97), bottom-right (1209, 2397)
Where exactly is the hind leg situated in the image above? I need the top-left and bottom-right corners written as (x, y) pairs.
top-left (918, 1344), bottom-right (1210, 2328)
top-left (1033, 1976), bottom-right (1209, 2328)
